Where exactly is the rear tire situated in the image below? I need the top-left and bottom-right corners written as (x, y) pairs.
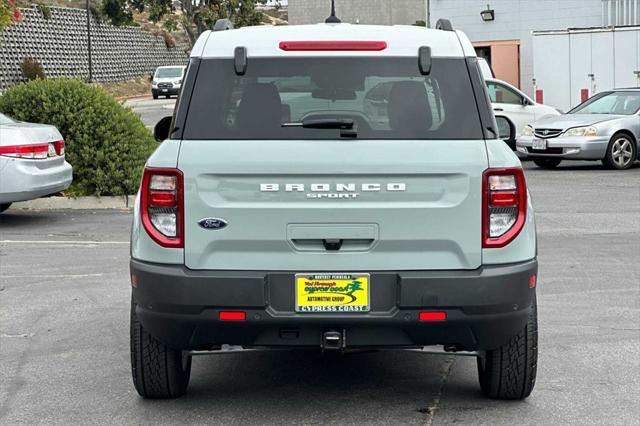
top-left (533, 158), bottom-right (562, 169)
top-left (477, 295), bottom-right (538, 400)
top-left (603, 134), bottom-right (636, 170)
top-left (0, 203), bottom-right (11, 213)
top-left (130, 299), bottom-right (191, 399)
top-left (152, 94), bottom-right (158, 100)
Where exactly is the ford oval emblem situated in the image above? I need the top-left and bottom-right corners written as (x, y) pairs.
top-left (198, 218), bottom-right (228, 230)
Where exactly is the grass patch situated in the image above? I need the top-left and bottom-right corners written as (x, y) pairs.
top-left (98, 77), bottom-right (151, 99)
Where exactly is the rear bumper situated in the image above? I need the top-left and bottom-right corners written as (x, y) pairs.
top-left (131, 258), bottom-right (537, 351)
top-left (0, 156), bottom-right (72, 204)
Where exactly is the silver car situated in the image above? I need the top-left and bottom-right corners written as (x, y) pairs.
top-left (517, 88), bottom-right (640, 170)
top-left (0, 113), bottom-right (73, 212)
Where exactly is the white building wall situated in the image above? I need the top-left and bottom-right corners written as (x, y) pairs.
top-left (532, 27), bottom-right (640, 111)
top-left (429, 0), bottom-right (603, 96)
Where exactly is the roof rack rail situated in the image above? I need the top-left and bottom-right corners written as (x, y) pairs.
top-left (213, 19), bottom-right (234, 31)
top-left (436, 19), bottom-right (454, 31)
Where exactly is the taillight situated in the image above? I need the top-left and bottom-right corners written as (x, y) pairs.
top-left (0, 143), bottom-right (49, 159)
top-left (482, 167), bottom-right (527, 248)
top-left (0, 140), bottom-right (65, 159)
top-left (140, 167), bottom-right (184, 248)
top-left (52, 140), bottom-right (65, 156)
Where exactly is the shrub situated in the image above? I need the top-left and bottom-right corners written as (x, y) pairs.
top-left (0, 79), bottom-right (157, 196)
top-left (36, 3), bottom-right (51, 20)
top-left (1, 0), bottom-right (22, 31)
top-left (162, 14), bottom-right (179, 33)
top-left (20, 57), bottom-right (45, 80)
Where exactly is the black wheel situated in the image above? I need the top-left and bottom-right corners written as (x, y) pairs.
top-left (152, 94), bottom-right (158, 100)
top-left (477, 295), bottom-right (538, 400)
top-left (603, 133), bottom-right (636, 170)
top-left (0, 203), bottom-right (11, 213)
top-left (533, 158), bottom-right (562, 169)
top-left (130, 299), bottom-right (191, 398)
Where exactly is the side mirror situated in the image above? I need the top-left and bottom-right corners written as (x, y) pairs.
top-left (521, 97), bottom-right (531, 106)
top-left (495, 115), bottom-right (515, 143)
top-left (154, 116), bottom-right (173, 142)
top-left (149, 73), bottom-right (154, 82)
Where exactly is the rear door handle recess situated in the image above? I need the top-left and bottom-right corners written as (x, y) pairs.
top-left (287, 224), bottom-right (379, 252)
top-left (291, 238), bottom-right (375, 252)
top-left (493, 107), bottom-right (504, 111)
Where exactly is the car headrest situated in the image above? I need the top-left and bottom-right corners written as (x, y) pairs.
top-left (387, 81), bottom-right (433, 137)
top-left (236, 83), bottom-right (282, 133)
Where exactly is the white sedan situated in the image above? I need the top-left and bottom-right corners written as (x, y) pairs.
top-left (0, 113), bottom-right (72, 213)
top-left (486, 78), bottom-right (560, 149)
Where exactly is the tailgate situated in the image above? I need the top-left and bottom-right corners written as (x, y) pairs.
top-left (179, 139), bottom-right (488, 271)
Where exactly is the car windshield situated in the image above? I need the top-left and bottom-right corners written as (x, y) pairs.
top-left (0, 113), bottom-right (17, 125)
top-left (570, 91), bottom-right (640, 115)
top-left (155, 67), bottom-right (183, 79)
top-left (183, 57), bottom-right (484, 140)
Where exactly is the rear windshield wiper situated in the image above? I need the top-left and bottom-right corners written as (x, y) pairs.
top-left (282, 118), bottom-right (357, 138)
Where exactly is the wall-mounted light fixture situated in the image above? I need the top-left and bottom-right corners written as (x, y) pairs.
top-left (480, 4), bottom-right (495, 21)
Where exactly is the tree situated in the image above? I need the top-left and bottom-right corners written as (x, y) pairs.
top-left (0, 0), bottom-right (23, 31)
top-left (101, 0), bottom-right (134, 26)
top-left (101, 0), bottom-right (266, 46)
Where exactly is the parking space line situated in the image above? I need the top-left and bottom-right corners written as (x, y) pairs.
top-left (1, 273), bottom-right (104, 278)
top-left (0, 240), bottom-right (129, 245)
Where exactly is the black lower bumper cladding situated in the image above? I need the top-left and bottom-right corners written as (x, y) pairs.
top-left (131, 259), bottom-right (537, 351)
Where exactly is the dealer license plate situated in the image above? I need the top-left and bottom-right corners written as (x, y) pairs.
top-left (295, 273), bottom-right (370, 313)
top-left (532, 138), bottom-right (547, 150)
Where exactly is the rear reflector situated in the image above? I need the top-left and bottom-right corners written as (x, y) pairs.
top-left (279, 41), bottom-right (387, 51)
top-left (529, 275), bottom-right (537, 288)
top-left (419, 311), bottom-right (447, 322)
top-left (219, 311), bottom-right (247, 321)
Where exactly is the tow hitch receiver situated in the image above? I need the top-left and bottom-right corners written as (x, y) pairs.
top-left (322, 330), bottom-right (345, 350)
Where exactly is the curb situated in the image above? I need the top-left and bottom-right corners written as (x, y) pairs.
top-left (117, 94), bottom-right (152, 102)
top-left (11, 196), bottom-right (136, 211)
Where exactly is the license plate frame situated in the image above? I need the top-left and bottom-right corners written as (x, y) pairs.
top-left (532, 138), bottom-right (548, 150)
top-left (295, 273), bottom-right (370, 313)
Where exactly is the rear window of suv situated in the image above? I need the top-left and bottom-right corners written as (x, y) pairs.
top-left (183, 57), bottom-right (483, 140)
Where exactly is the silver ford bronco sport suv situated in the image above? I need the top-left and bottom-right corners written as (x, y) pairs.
top-left (130, 18), bottom-right (538, 400)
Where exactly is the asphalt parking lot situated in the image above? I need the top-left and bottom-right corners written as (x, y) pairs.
top-left (1, 162), bottom-right (639, 425)
top-left (124, 97), bottom-right (176, 128)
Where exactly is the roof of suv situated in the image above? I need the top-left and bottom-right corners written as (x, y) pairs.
top-left (192, 24), bottom-right (476, 59)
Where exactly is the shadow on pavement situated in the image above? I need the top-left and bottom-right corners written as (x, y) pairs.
top-left (0, 210), bottom-right (58, 228)
top-left (132, 349), bottom-right (466, 422)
